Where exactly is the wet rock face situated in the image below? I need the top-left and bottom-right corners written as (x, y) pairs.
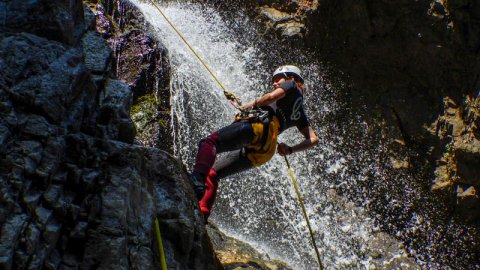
top-left (206, 224), bottom-right (293, 270)
top-left (290, 0), bottom-right (480, 224)
top-left (0, 0), bottom-right (220, 269)
top-left (192, 0), bottom-right (315, 42)
top-left (304, 0), bottom-right (480, 144)
top-left (256, 6), bottom-right (306, 40)
top-left (430, 96), bottom-right (480, 224)
top-left (86, 0), bottom-right (172, 150)
top-left (256, 0), bottom-right (319, 41)
top-left (0, 0), bottom-right (85, 45)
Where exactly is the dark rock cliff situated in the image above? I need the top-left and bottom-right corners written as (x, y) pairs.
top-left (0, 0), bottom-right (221, 269)
top-left (303, 0), bottom-right (480, 224)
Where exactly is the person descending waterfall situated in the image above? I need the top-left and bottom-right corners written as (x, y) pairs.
top-left (190, 65), bottom-right (318, 220)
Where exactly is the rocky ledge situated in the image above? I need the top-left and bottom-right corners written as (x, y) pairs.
top-left (207, 224), bottom-right (292, 270)
top-left (430, 95), bottom-right (480, 223)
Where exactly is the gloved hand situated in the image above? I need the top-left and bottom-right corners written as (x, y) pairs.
top-left (277, 143), bottom-right (293, 156)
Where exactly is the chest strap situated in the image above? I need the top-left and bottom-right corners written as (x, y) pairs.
top-left (259, 106), bottom-right (275, 151)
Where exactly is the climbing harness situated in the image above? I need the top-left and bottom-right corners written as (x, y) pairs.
top-left (147, 0), bottom-right (243, 110)
top-left (154, 217), bottom-right (168, 270)
top-left (234, 107), bottom-right (270, 124)
top-left (235, 106), bottom-right (278, 165)
top-left (245, 116), bottom-right (280, 167)
top-left (282, 153), bottom-right (324, 270)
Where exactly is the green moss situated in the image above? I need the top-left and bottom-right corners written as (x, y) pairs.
top-left (131, 93), bottom-right (159, 131)
top-left (131, 93), bottom-right (158, 115)
top-left (157, 118), bottom-right (167, 129)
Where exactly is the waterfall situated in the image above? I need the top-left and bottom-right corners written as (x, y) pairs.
top-left (129, 1), bottom-right (415, 269)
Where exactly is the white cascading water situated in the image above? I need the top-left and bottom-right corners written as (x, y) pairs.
top-left (129, 1), bottom-right (416, 269)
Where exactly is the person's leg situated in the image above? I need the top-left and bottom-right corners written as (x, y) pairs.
top-left (199, 149), bottom-right (253, 218)
top-left (193, 121), bottom-right (254, 176)
top-left (197, 118), bottom-right (280, 218)
top-left (198, 169), bottom-right (218, 219)
top-left (191, 121), bottom-right (255, 199)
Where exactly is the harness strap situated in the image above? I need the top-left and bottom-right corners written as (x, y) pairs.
top-left (259, 106), bottom-right (276, 151)
top-left (260, 122), bottom-right (270, 151)
top-left (234, 106), bottom-right (276, 156)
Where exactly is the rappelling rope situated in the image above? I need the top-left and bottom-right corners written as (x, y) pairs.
top-left (148, 0), bottom-right (243, 109)
top-left (154, 217), bottom-right (168, 270)
top-left (283, 154), bottom-right (324, 270)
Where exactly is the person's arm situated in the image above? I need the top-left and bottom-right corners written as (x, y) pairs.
top-left (277, 126), bottom-right (318, 156)
top-left (241, 88), bottom-right (286, 110)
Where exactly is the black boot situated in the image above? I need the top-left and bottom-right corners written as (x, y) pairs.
top-left (190, 172), bottom-right (205, 200)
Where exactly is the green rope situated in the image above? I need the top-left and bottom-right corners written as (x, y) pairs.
top-left (283, 155), bottom-right (324, 270)
top-left (154, 217), bottom-right (168, 270)
top-left (148, 0), bottom-right (243, 109)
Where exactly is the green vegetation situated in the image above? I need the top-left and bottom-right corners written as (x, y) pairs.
top-left (131, 93), bottom-right (158, 130)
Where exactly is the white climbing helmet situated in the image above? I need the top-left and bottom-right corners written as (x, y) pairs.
top-left (272, 65), bottom-right (304, 83)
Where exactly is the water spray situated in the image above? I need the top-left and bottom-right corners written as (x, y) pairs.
top-left (147, 0), bottom-right (243, 110)
top-left (282, 153), bottom-right (324, 270)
